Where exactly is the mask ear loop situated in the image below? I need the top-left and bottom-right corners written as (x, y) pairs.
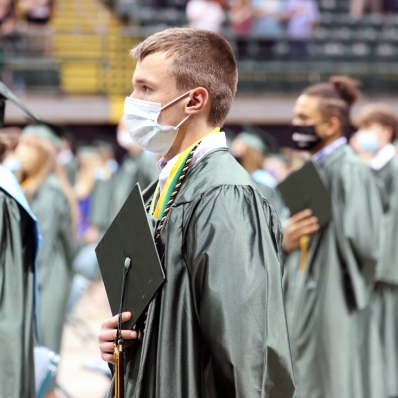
top-left (160, 90), bottom-right (192, 111)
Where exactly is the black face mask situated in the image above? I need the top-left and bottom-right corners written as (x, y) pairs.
top-left (290, 125), bottom-right (321, 151)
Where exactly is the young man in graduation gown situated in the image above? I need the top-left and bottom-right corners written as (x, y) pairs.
top-left (98, 28), bottom-right (295, 398)
top-left (282, 77), bottom-right (386, 398)
top-left (354, 104), bottom-right (398, 398)
top-left (0, 135), bottom-right (39, 397)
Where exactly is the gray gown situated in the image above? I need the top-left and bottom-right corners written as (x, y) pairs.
top-left (91, 152), bottom-right (158, 233)
top-left (0, 188), bottom-right (36, 397)
top-left (371, 156), bottom-right (398, 398)
top-left (283, 145), bottom-right (386, 398)
top-left (31, 174), bottom-right (75, 354)
top-left (107, 148), bottom-right (295, 398)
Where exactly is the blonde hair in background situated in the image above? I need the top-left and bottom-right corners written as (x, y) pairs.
top-left (130, 28), bottom-right (238, 127)
top-left (19, 137), bottom-right (79, 235)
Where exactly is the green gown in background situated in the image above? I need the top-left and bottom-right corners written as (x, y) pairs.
top-left (371, 155), bottom-right (398, 398)
top-left (31, 174), bottom-right (76, 354)
top-left (91, 151), bottom-right (158, 233)
top-left (256, 182), bottom-right (288, 226)
top-left (0, 188), bottom-right (36, 397)
top-left (283, 145), bottom-right (386, 398)
top-left (109, 148), bottom-right (295, 398)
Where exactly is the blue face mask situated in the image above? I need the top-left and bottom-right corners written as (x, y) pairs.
top-left (356, 130), bottom-right (380, 154)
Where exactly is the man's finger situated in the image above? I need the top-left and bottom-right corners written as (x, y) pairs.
top-left (290, 209), bottom-right (313, 223)
top-left (101, 312), bottom-right (132, 329)
top-left (99, 329), bottom-right (137, 343)
top-left (101, 353), bottom-right (115, 364)
top-left (290, 216), bottom-right (319, 235)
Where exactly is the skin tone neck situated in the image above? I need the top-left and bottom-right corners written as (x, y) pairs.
top-left (130, 51), bottom-right (216, 162)
top-left (293, 94), bottom-right (344, 155)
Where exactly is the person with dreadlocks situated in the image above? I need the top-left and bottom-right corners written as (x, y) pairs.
top-left (98, 28), bottom-right (295, 398)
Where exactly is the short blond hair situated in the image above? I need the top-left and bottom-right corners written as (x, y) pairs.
top-left (356, 104), bottom-right (398, 141)
top-left (130, 28), bottom-right (238, 126)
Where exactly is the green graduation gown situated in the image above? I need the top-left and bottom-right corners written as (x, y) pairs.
top-left (371, 156), bottom-right (398, 397)
top-left (91, 152), bottom-right (158, 232)
top-left (256, 182), bottom-right (288, 226)
top-left (109, 148), bottom-right (295, 398)
top-left (283, 145), bottom-right (386, 398)
top-left (31, 174), bottom-right (75, 354)
top-left (0, 189), bottom-right (36, 397)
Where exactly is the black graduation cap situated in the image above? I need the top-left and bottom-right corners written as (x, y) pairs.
top-left (95, 183), bottom-right (165, 330)
top-left (278, 161), bottom-right (332, 228)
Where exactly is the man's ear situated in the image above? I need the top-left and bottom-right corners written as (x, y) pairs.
top-left (325, 116), bottom-right (341, 137)
top-left (185, 87), bottom-right (209, 115)
top-left (385, 125), bottom-right (394, 143)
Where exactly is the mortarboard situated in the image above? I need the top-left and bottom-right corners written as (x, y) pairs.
top-left (95, 183), bottom-right (165, 330)
top-left (278, 161), bottom-right (332, 228)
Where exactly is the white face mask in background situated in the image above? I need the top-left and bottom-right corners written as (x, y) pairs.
top-left (124, 91), bottom-right (191, 156)
top-left (356, 130), bottom-right (380, 154)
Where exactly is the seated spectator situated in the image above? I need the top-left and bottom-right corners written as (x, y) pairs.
top-left (350, 0), bottom-right (381, 19)
top-left (282, 0), bottom-right (319, 59)
top-left (19, 0), bottom-right (53, 24)
top-left (186, 0), bottom-right (225, 34)
top-left (252, 0), bottom-right (284, 59)
top-left (0, 0), bottom-right (16, 36)
top-left (229, 0), bottom-right (253, 59)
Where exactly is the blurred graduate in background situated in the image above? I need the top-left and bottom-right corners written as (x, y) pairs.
top-left (88, 116), bottom-right (158, 242)
top-left (353, 104), bottom-right (398, 398)
top-left (230, 131), bottom-right (287, 220)
top-left (282, 77), bottom-right (385, 398)
top-left (14, 124), bottom-right (78, 398)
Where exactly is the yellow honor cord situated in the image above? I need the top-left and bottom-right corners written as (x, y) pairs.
top-left (152, 127), bottom-right (220, 219)
top-left (299, 235), bottom-right (310, 274)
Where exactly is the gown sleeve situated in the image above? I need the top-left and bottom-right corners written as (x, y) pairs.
top-left (184, 184), bottom-right (295, 398)
top-left (336, 162), bottom-right (384, 307)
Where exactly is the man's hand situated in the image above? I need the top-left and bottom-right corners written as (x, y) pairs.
top-left (282, 209), bottom-right (319, 254)
top-left (99, 312), bottom-right (138, 363)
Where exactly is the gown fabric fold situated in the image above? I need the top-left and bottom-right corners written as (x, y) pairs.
top-left (107, 148), bottom-right (295, 398)
top-left (0, 187), bottom-right (36, 397)
top-left (371, 156), bottom-right (398, 397)
top-left (31, 174), bottom-right (75, 354)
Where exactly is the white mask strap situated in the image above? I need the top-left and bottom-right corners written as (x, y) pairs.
top-left (176, 114), bottom-right (191, 129)
top-left (160, 90), bottom-right (192, 111)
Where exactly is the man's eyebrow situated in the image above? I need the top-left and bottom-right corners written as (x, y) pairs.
top-left (134, 77), bottom-right (156, 86)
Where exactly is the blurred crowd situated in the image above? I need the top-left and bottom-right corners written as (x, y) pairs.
top-left (186, 0), bottom-right (320, 59)
top-left (0, 0), bottom-right (53, 58)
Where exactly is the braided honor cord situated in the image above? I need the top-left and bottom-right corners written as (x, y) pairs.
top-left (147, 141), bottom-right (201, 245)
top-left (143, 141), bottom-right (201, 332)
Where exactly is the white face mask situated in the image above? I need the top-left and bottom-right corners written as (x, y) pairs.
top-left (124, 91), bottom-right (191, 156)
top-left (356, 130), bottom-right (380, 154)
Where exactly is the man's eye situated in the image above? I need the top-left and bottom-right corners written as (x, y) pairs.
top-left (143, 86), bottom-right (151, 93)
